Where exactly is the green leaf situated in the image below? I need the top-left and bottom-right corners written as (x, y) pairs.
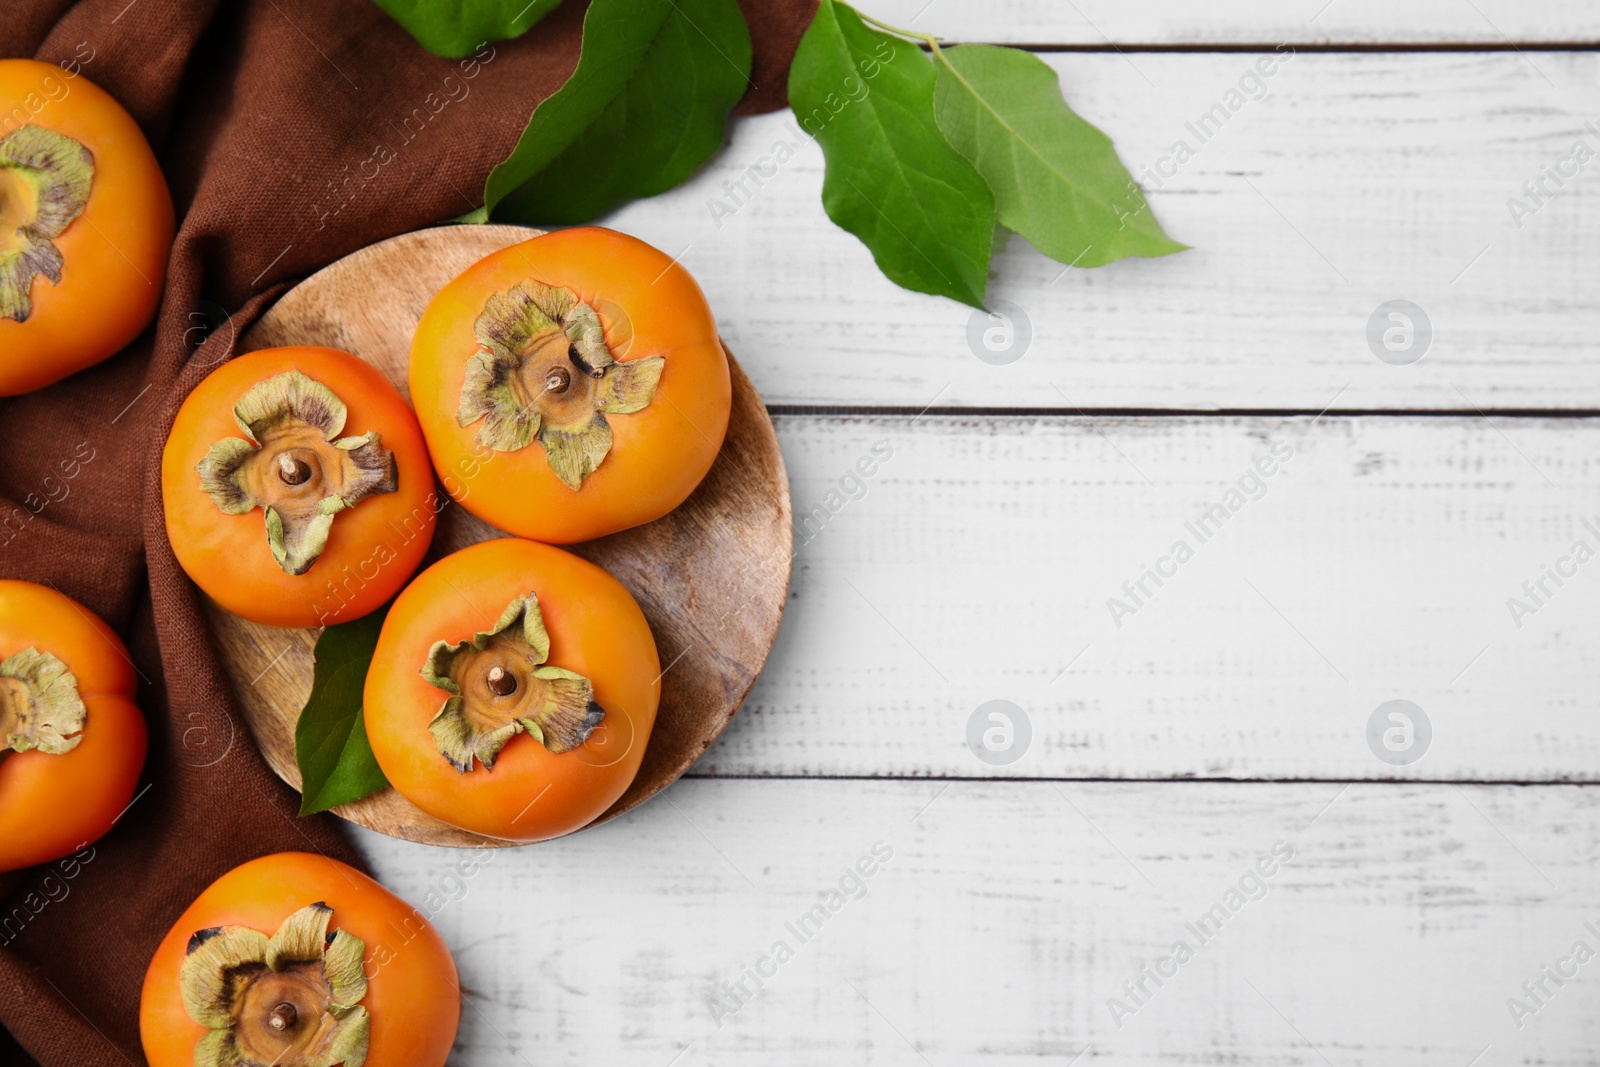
top-left (295, 607), bottom-right (391, 816)
top-left (787, 0), bottom-right (994, 308)
top-left (372, 0), bottom-right (563, 59)
top-left (932, 44), bottom-right (1186, 269)
top-left (485, 0), bottom-right (752, 223)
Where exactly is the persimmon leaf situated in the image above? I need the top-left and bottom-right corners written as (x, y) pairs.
top-left (933, 44), bottom-right (1186, 269)
top-left (486, 0), bottom-right (752, 223)
top-left (296, 607), bottom-right (390, 816)
top-left (788, 0), bottom-right (994, 308)
top-left (372, 0), bottom-right (563, 59)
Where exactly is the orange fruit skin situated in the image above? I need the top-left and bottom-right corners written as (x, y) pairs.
top-left (410, 226), bottom-right (731, 543)
top-left (0, 59), bottom-right (174, 395)
top-left (140, 852), bottom-right (460, 1067)
top-left (365, 538), bottom-right (660, 841)
top-left (0, 580), bottom-right (145, 873)
top-left (161, 346), bottom-right (437, 629)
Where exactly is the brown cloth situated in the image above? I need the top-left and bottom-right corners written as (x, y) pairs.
top-left (0, 1), bottom-right (815, 1063)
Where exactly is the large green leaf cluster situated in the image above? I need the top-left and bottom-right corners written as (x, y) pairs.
top-left (790, 0), bottom-right (1183, 307)
top-left (376, 0), bottom-right (1182, 306)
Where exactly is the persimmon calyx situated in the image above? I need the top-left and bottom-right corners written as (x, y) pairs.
top-left (421, 591), bottom-right (605, 773)
top-left (180, 901), bottom-right (370, 1067)
top-left (0, 125), bottom-right (94, 323)
top-left (0, 647), bottom-right (86, 756)
top-left (455, 279), bottom-right (665, 489)
top-left (196, 371), bottom-right (397, 576)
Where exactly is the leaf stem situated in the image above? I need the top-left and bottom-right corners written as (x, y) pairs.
top-left (447, 205), bottom-right (490, 226)
top-left (860, 8), bottom-right (998, 162)
top-left (856, 11), bottom-right (951, 65)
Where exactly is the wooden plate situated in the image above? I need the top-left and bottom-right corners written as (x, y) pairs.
top-left (206, 225), bottom-right (792, 848)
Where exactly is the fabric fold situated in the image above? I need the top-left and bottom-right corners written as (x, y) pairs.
top-left (0, 1), bottom-right (814, 1064)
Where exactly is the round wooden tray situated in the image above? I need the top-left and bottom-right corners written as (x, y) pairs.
top-left (205, 225), bottom-right (792, 847)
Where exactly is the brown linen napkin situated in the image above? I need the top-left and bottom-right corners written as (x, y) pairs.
top-left (0, 0), bottom-right (814, 1062)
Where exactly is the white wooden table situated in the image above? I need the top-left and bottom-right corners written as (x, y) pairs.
top-left (358, 4), bottom-right (1600, 1062)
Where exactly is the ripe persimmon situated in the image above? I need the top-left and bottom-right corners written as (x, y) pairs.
top-left (140, 851), bottom-right (460, 1067)
top-left (364, 537), bottom-right (659, 841)
top-left (0, 58), bottom-right (174, 395)
top-left (410, 226), bottom-right (730, 543)
top-left (161, 346), bottom-right (437, 628)
top-left (0, 580), bottom-right (145, 873)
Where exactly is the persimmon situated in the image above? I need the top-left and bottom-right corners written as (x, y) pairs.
top-left (140, 851), bottom-right (460, 1067)
top-left (410, 226), bottom-right (731, 543)
top-left (365, 537), bottom-right (659, 841)
top-left (0, 580), bottom-right (145, 873)
top-left (0, 58), bottom-right (174, 395)
top-left (162, 346), bottom-right (437, 628)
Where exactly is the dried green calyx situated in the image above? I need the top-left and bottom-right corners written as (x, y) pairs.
top-left (196, 371), bottom-right (397, 576)
top-left (181, 902), bottom-right (369, 1067)
top-left (0, 125), bottom-right (94, 323)
top-left (422, 591), bottom-right (604, 773)
top-left (0, 647), bottom-right (85, 757)
top-left (456, 279), bottom-right (665, 489)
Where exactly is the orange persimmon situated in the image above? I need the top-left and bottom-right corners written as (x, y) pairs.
top-left (0, 579), bottom-right (145, 873)
top-left (0, 58), bottom-right (174, 395)
top-left (162, 346), bottom-right (438, 628)
top-left (410, 226), bottom-right (730, 543)
top-left (140, 852), bottom-right (460, 1067)
top-left (365, 537), bottom-right (660, 841)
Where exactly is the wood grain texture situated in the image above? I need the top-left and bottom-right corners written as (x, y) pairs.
top-left (607, 52), bottom-right (1600, 411)
top-left (864, 0), bottom-right (1600, 44)
top-left (314, 11), bottom-right (1600, 1067)
top-left (206, 225), bottom-right (792, 846)
top-left (357, 778), bottom-right (1600, 1066)
top-left (689, 412), bottom-right (1600, 781)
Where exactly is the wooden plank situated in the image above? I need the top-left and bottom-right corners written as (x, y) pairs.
top-left (607, 52), bottom-right (1600, 411)
top-left (357, 779), bottom-right (1600, 1065)
top-left (861, 0), bottom-right (1600, 46)
top-left (688, 412), bottom-right (1600, 781)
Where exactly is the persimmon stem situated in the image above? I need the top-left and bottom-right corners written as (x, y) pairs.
top-left (0, 126), bottom-right (94, 323)
top-left (277, 453), bottom-right (312, 485)
top-left (195, 370), bottom-right (397, 576)
top-left (486, 665), bottom-right (518, 697)
top-left (423, 592), bottom-right (605, 771)
top-left (179, 902), bottom-right (370, 1067)
top-left (0, 648), bottom-right (86, 756)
